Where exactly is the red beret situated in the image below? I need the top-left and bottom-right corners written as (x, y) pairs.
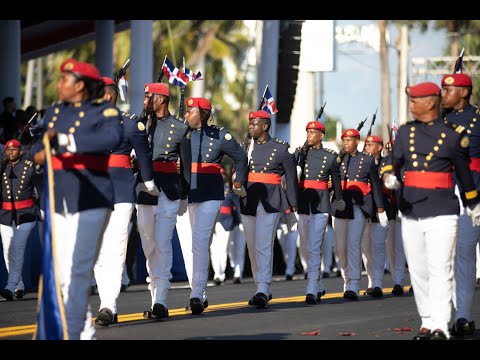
top-left (186, 97), bottom-right (212, 110)
top-left (101, 76), bottom-right (115, 86)
top-left (405, 82), bottom-right (441, 98)
top-left (60, 58), bottom-right (100, 81)
top-left (441, 73), bottom-right (472, 87)
top-left (249, 110), bottom-right (271, 120)
top-left (305, 121), bottom-right (325, 132)
top-left (341, 129), bottom-right (360, 139)
top-left (365, 135), bottom-right (383, 145)
top-left (144, 83), bottom-right (170, 97)
top-left (5, 139), bottom-right (21, 149)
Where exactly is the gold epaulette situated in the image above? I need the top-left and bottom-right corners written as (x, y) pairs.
top-left (24, 160), bottom-right (33, 167)
top-left (273, 138), bottom-right (287, 145)
top-left (362, 151), bottom-right (372, 156)
top-left (324, 148), bottom-right (337, 155)
top-left (92, 98), bottom-right (104, 105)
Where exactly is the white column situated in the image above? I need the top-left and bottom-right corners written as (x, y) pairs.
top-left (289, 71), bottom-right (315, 148)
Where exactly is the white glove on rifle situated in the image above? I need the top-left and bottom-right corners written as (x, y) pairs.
top-left (384, 174), bottom-right (401, 190)
top-left (296, 166), bottom-right (302, 179)
top-left (466, 202), bottom-right (480, 227)
top-left (335, 199), bottom-right (346, 212)
top-left (378, 211), bottom-right (388, 227)
top-left (178, 199), bottom-right (188, 216)
top-left (144, 180), bottom-right (160, 196)
top-left (232, 185), bottom-right (247, 198)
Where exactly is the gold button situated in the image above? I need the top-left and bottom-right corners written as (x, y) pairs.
top-left (165, 151), bottom-right (168, 155)
top-left (441, 133), bottom-right (446, 138)
top-left (305, 169), bottom-right (309, 172)
top-left (410, 146), bottom-right (415, 152)
top-left (208, 148), bottom-right (212, 151)
top-left (271, 153), bottom-right (275, 156)
top-left (438, 139), bottom-right (443, 145)
top-left (413, 161), bottom-right (418, 167)
top-left (306, 174), bottom-right (309, 178)
top-left (426, 155), bottom-right (432, 161)
top-left (69, 127), bottom-right (75, 134)
top-left (410, 126), bottom-right (415, 131)
top-left (424, 163), bottom-right (428, 167)
top-left (54, 108), bottom-right (59, 114)
top-left (269, 157), bottom-right (272, 160)
top-left (274, 149), bottom-right (277, 152)
top-left (166, 144), bottom-right (170, 148)
top-left (171, 124), bottom-right (175, 127)
top-left (468, 130), bottom-right (472, 134)
top-left (206, 154), bottom-right (209, 157)
top-left (305, 164), bottom-right (308, 167)
top-left (7, 196), bottom-right (10, 199)
top-left (48, 122), bottom-right (54, 128)
top-left (15, 196), bottom-right (18, 199)
top-left (6, 185), bottom-right (8, 189)
top-left (474, 118), bottom-right (477, 122)
top-left (266, 162), bottom-right (270, 165)
top-left (210, 143), bottom-right (213, 146)
top-left (168, 137), bottom-right (172, 141)
top-left (434, 146), bottom-right (439, 151)
top-left (79, 111), bottom-right (85, 118)
top-left (471, 124), bottom-right (475, 128)
top-left (52, 116), bottom-right (57, 121)
top-left (170, 131), bottom-right (173, 134)
top-left (409, 139), bottom-right (414, 144)
top-left (21, 180), bottom-right (23, 183)
top-left (75, 121), bottom-right (80, 126)
top-left (410, 133), bottom-right (415, 138)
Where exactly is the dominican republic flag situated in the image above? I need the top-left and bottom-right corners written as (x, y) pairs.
top-left (184, 67), bottom-right (203, 81)
top-left (162, 56), bottom-right (188, 87)
top-left (391, 118), bottom-right (398, 142)
top-left (34, 134), bottom-right (68, 340)
top-left (260, 85), bottom-right (278, 114)
top-left (118, 76), bottom-right (128, 102)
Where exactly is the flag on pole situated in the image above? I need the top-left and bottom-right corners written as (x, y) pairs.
top-left (391, 118), bottom-right (398, 142)
top-left (162, 56), bottom-right (188, 87)
top-left (182, 56), bottom-right (203, 81)
top-left (260, 85), bottom-right (278, 114)
top-left (118, 76), bottom-right (128, 103)
top-left (34, 134), bottom-right (68, 340)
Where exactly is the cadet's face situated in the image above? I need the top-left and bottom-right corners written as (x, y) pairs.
top-left (248, 118), bottom-right (267, 139)
top-left (364, 141), bottom-right (382, 156)
top-left (143, 93), bottom-right (155, 112)
top-left (342, 137), bottom-right (359, 154)
top-left (306, 129), bottom-right (324, 146)
top-left (5, 146), bottom-right (21, 162)
top-left (56, 73), bottom-right (83, 102)
top-left (408, 97), bottom-right (428, 120)
top-left (441, 86), bottom-right (464, 109)
top-left (185, 106), bottom-right (201, 128)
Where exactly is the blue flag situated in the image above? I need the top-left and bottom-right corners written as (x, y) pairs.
top-left (34, 134), bottom-right (68, 340)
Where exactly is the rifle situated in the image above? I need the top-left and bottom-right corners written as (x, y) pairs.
top-left (297, 101), bottom-right (327, 170)
top-left (17, 112), bottom-right (38, 141)
top-left (178, 57), bottom-right (187, 122)
top-left (114, 58), bottom-right (131, 84)
top-left (453, 47), bottom-right (465, 74)
top-left (244, 85), bottom-right (269, 161)
top-left (357, 116), bottom-right (368, 132)
top-left (366, 108), bottom-right (378, 137)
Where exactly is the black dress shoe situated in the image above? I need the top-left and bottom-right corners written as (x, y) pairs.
top-left (203, 299), bottom-right (208, 309)
top-left (152, 303), bottom-right (169, 319)
top-left (189, 298), bottom-right (204, 315)
top-left (304, 273), bottom-right (308, 280)
top-left (95, 308), bottom-right (117, 326)
top-left (120, 284), bottom-right (128, 293)
top-left (391, 284), bottom-right (404, 296)
top-left (233, 277), bottom-right (242, 284)
top-left (317, 290), bottom-right (326, 302)
top-left (285, 274), bottom-right (293, 281)
top-left (251, 292), bottom-right (268, 308)
top-left (0, 289), bottom-right (14, 301)
top-left (452, 318), bottom-right (475, 336)
top-left (322, 271), bottom-right (330, 278)
top-left (412, 327), bottom-right (431, 340)
top-left (14, 289), bottom-right (25, 299)
top-left (248, 293), bottom-right (272, 305)
top-left (371, 287), bottom-right (383, 298)
top-left (90, 285), bottom-right (98, 296)
top-left (343, 290), bottom-right (359, 301)
top-left (305, 293), bottom-right (318, 305)
top-left (430, 329), bottom-right (448, 340)
top-left (214, 277), bottom-right (223, 286)
top-left (363, 287), bottom-right (373, 296)
top-left (477, 278), bottom-right (480, 286)
top-left (409, 285), bottom-right (413, 293)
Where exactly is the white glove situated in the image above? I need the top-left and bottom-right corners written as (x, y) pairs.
top-left (135, 182), bottom-right (146, 196)
top-left (384, 174), bottom-right (401, 190)
top-left (232, 185), bottom-right (247, 197)
top-left (178, 199), bottom-right (188, 216)
top-left (144, 180), bottom-right (160, 196)
top-left (335, 199), bottom-right (346, 211)
top-left (378, 211), bottom-right (388, 227)
top-left (296, 166), bottom-right (302, 179)
top-left (466, 202), bottom-right (480, 227)
top-left (286, 211), bottom-right (298, 232)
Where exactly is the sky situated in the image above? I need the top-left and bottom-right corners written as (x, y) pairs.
top-left (323, 20), bottom-right (448, 133)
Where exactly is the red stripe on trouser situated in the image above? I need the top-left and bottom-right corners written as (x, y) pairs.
top-left (219, 206), bottom-right (232, 214)
top-left (470, 158), bottom-right (480, 172)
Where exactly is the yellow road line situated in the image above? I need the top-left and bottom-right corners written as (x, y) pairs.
top-left (0, 285), bottom-right (410, 338)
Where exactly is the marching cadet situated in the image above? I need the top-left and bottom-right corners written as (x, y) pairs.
top-left (0, 140), bottom-right (37, 301)
top-left (241, 110), bottom-right (297, 308)
top-left (296, 121), bottom-right (344, 304)
top-left (441, 73), bottom-right (480, 336)
top-left (384, 81), bottom-right (480, 340)
top-left (332, 128), bottom-right (387, 301)
top-left (92, 77), bottom-right (157, 326)
top-left (361, 135), bottom-right (392, 298)
top-left (135, 82), bottom-right (191, 320)
top-left (378, 149), bottom-right (407, 296)
top-left (209, 166), bottom-right (246, 285)
top-left (176, 97), bottom-right (247, 315)
top-left (32, 58), bottom-right (124, 340)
